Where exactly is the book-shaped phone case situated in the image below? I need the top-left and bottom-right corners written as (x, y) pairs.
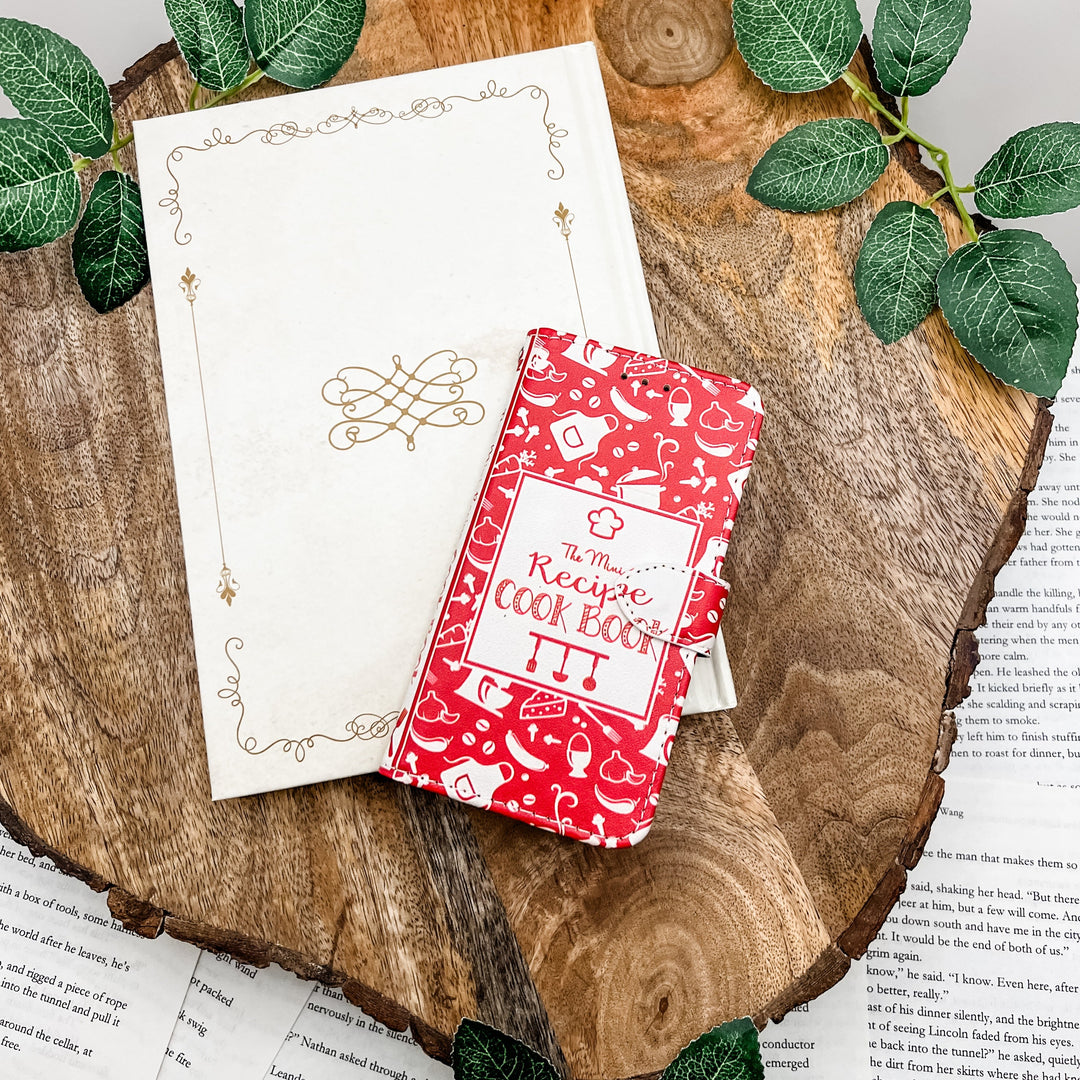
top-left (381, 328), bottom-right (763, 846)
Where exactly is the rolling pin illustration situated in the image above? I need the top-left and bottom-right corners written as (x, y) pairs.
top-left (505, 730), bottom-right (549, 771)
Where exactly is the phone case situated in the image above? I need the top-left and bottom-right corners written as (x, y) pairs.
top-left (380, 327), bottom-right (763, 846)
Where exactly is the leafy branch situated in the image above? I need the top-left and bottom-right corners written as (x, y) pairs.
top-left (737, 0), bottom-right (1080, 399)
top-left (839, 70), bottom-right (979, 243)
top-left (0, 0), bottom-right (366, 313)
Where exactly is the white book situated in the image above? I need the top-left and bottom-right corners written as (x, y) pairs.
top-left (134, 43), bottom-right (659, 798)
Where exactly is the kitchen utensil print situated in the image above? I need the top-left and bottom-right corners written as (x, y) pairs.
top-left (599, 750), bottom-right (647, 785)
top-left (466, 515), bottom-right (503, 570)
top-left (693, 536), bottom-right (728, 578)
top-left (455, 668), bottom-right (514, 716)
top-left (550, 411), bottom-right (619, 462)
top-left (384, 326), bottom-right (764, 846)
top-left (410, 691), bottom-right (458, 753)
top-left (505, 731), bottom-right (549, 772)
top-left (579, 340), bottom-right (620, 373)
top-left (667, 385), bottom-right (692, 426)
top-left (525, 632), bottom-right (607, 690)
top-left (440, 757), bottom-right (514, 810)
top-left (551, 785), bottom-right (580, 836)
top-left (566, 732), bottom-right (592, 778)
top-left (613, 466), bottom-right (663, 508)
top-left (639, 711), bottom-right (680, 766)
top-left (576, 702), bottom-right (621, 743)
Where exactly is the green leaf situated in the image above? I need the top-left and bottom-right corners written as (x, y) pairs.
top-left (662, 1017), bottom-right (765, 1080)
top-left (747, 118), bottom-right (889, 212)
top-left (0, 117), bottom-right (82, 252)
top-left (71, 170), bottom-right (150, 314)
top-left (855, 201), bottom-right (948, 343)
top-left (732, 0), bottom-right (862, 93)
top-left (937, 230), bottom-right (1077, 398)
top-left (452, 1019), bottom-right (559, 1080)
top-left (244, 0), bottom-right (365, 90)
top-left (974, 123), bottom-right (1080, 219)
top-left (165, 0), bottom-right (250, 93)
top-left (0, 18), bottom-right (112, 158)
top-left (872, 0), bottom-right (971, 97)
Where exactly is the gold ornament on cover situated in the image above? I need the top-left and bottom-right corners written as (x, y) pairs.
top-left (322, 349), bottom-right (486, 452)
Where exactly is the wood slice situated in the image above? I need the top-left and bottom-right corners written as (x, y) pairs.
top-left (0, 2), bottom-right (1048, 1077)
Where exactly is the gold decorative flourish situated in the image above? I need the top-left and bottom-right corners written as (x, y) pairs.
top-left (553, 203), bottom-right (587, 337)
top-left (162, 82), bottom-right (568, 245)
top-left (217, 565), bottom-right (238, 606)
top-left (553, 201), bottom-right (573, 237)
top-left (322, 349), bottom-right (485, 452)
top-left (180, 268), bottom-right (236, 604)
top-left (219, 637), bottom-right (396, 762)
top-left (180, 266), bottom-right (198, 302)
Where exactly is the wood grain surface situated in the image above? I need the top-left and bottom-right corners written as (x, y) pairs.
top-left (0, 2), bottom-right (1049, 1077)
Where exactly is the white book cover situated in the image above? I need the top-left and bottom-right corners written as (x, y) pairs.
top-left (134, 43), bottom-right (659, 799)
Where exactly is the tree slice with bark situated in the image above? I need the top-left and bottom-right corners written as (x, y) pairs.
top-left (0, 2), bottom-right (1048, 1077)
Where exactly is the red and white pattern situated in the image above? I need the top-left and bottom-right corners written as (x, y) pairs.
top-left (381, 328), bottom-right (763, 846)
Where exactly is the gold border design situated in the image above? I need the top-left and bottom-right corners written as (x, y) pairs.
top-left (181, 267), bottom-right (237, 605)
top-left (161, 81), bottom-right (568, 246)
top-left (321, 349), bottom-right (485, 452)
top-left (219, 637), bottom-right (397, 761)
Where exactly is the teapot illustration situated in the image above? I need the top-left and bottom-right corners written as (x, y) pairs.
top-left (440, 757), bottom-right (514, 809)
top-left (550, 411), bottom-right (619, 462)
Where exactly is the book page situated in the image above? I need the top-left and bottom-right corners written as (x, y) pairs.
top-left (157, 951), bottom-right (310, 1079)
top-left (266, 983), bottom-right (451, 1080)
top-left (773, 780), bottom-right (1080, 1080)
top-left (0, 826), bottom-right (198, 1079)
top-left (954, 370), bottom-right (1080, 785)
top-left (760, 962), bottom-right (871, 1080)
top-left (864, 778), bottom-right (1080, 1080)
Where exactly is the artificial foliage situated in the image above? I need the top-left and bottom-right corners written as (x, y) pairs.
top-left (936, 230), bottom-right (1078, 399)
top-left (71, 170), bottom-right (150, 314)
top-left (853, 200), bottom-right (949, 343)
top-left (0, 2), bottom-right (367, 311)
top-left (872, 0), bottom-right (970, 99)
top-left (0, 20), bottom-right (113, 157)
top-left (747, 118), bottom-right (889, 212)
top-left (2, 2), bottom-right (1076, 397)
top-left (163, 0), bottom-right (249, 93)
top-left (450, 1016), bottom-right (765, 1080)
top-left (737, 0), bottom-right (1080, 397)
top-left (661, 1018), bottom-right (766, 1080)
top-left (0, 117), bottom-right (82, 250)
top-left (732, 0), bottom-right (862, 94)
top-left (245, 0), bottom-right (367, 89)
top-left (452, 1020), bottom-right (561, 1080)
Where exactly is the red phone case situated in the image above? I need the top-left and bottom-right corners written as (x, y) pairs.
top-left (381, 327), bottom-right (763, 846)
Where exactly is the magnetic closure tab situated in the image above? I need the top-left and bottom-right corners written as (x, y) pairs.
top-left (616, 564), bottom-right (730, 655)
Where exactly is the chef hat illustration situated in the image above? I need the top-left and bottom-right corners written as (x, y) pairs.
top-left (587, 506), bottom-right (624, 540)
